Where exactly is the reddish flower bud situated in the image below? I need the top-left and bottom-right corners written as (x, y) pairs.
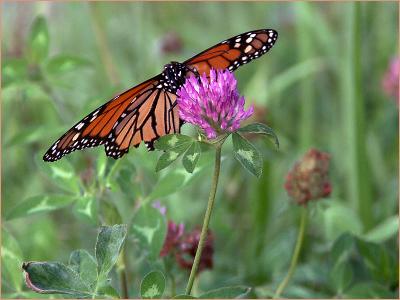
top-left (160, 221), bottom-right (185, 257)
top-left (382, 57), bottom-right (399, 105)
top-left (159, 31), bottom-right (183, 55)
top-left (284, 148), bottom-right (331, 205)
top-left (176, 228), bottom-right (214, 272)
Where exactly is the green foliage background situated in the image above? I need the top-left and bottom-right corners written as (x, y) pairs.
top-left (2, 2), bottom-right (398, 299)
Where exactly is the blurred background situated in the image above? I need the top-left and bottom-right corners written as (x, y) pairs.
top-left (2, 1), bottom-right (398, 299)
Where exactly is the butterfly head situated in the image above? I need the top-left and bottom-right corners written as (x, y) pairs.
top-left (161, 61), bottom-right (187, 93)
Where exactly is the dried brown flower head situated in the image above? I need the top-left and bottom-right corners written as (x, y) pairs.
top-left (284, 148), bottom-right (331, 205)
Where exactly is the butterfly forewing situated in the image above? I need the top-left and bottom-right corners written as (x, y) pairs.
top-left (184, 29), bottom-right (278, 76)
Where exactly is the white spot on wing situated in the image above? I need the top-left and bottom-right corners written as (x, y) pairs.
top-left (75, 122), bottom-right (84, 130)
top-left (244, 45), bottom-right (252, 53)
top-left (72, 133), bottom-right (80, 141)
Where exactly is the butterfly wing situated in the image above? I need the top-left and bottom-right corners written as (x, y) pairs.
top-left (43, 75), bottom-right (180, 161)
top-left (184, 29), bottom-right (278, 76)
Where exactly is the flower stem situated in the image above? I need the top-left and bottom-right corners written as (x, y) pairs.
top-left (273, 206), bottom-right (308, 298)
top-left (117, 248), bottom-right (129, 299)
top-left (170, 273), bottom-right (176, 297)
top-left (185, 145), bottom-right (222, 295)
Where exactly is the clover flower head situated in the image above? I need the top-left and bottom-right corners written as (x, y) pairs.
top-left (159, 221), bottom-right (214, 273)
top-left (160, 220), bottom-right (185, 257)
top-left (284, 148), bottom-right (332, 205)
top-left (177, 69), bottom-right (254, 139)
top-left (176, 228), bottom-right (214, 272)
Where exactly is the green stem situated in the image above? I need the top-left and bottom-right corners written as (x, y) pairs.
top-left (170, 273), bottom-right (176, 297)
top-left (273, 207), bottom-right (308, 298)
top-left (116, 248), bottom-right (129, 299)
top-left (185, 145), bottom-right (222, 295)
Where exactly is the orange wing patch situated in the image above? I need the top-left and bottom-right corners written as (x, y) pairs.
top-left (104, 90), bottom-right (180, 157)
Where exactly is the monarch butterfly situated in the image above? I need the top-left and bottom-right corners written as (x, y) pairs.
top-left (43, 29), bottom-right (278, 162)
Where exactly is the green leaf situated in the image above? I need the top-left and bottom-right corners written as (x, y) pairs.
top-left (155, 135), bottom-right (193, 172)
top-left (115, 163), bottom-right (140, 197)
top-left (284, 284), bottom-right (327, 298)
top-left (22, 225), bottom-right (127, 298)
top-left (238, 122), bottom-right (279, 148)
top-left (99, 200), bottom-right (123, 225)
top-left (97, 284), bottom-right (120, 298)
top-left (2, 58), bottom-right (28, 86)
top-left (329, 261), bottom-right (353, 294)
top-left (22, 262), bottom-right (92, 297)
top-left (2, 291), bottom-right (53, 298)
top-left (148, 164), bottom-right (209, 200)
top-left (68, 250), bottom-right (97, 288)
top-left (27, 16), bottom-right (49, 64)
top-left (131, 204), bottom-right (167, 260)
top-left (37, 156), bottom-right (81, 194)
top-left (363, 215), bottom-right (399, 243)
top-left (74, 195), bottom-right (98, 225)
top-left (154, 134), bottom-right (193, 151)
top-left (2, 229), bottom-right (23, 292)
top-left (330, 233), bottom-right (356, 265)
top-left (45, 55), bottom-right (91, 76)
top-left (148, 169), bottom-right (187, 199)
top-left (156, 150), bottom-right (185, 172)
top-left (173, 295), bottom-right (197, 299)
top-left (232, 133), bottom-right (263, 178)
top-left (198, 286), bottom-right (251, 298)
top-left (95, 225), bottom-right (127, 279)
top-left (140, 271), bottom-right (166, 299)
top-left (182, 142), bottom-right (201, 173)
top-left (356, 238), bottom-right (396, 284)
top-left (322, 202), bottom-right (362, 241)
top-left (97, 153), bottom-right (108, 179)
top-left (343, 281), bottom-right (395, 298)
top-left (6, 194), bottom-right (76, 220)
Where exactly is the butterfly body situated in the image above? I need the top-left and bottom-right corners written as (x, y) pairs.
top-left (43, 29), bottom-right (278, 162)
top-left (161, 62), bottom-right (188, 93)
